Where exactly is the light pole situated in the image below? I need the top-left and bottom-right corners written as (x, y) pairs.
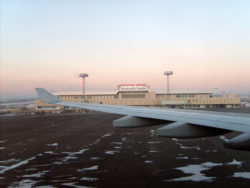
top-left (79, 73), bottom-right (88, 102)
top-left (164, 71), bottom-right (173, 93)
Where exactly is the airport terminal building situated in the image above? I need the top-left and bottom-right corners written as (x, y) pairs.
top-left (35, 84), bottom-right (241, 113)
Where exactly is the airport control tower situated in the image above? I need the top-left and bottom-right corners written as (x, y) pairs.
top-left (79, 73), bottom-right (88, 102)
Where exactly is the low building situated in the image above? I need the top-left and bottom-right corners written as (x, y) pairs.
top-left (35, 84), bottom-right (241, 113)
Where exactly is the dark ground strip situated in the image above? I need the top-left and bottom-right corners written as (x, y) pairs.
top-left (0, 113), bottom-right (250, 188)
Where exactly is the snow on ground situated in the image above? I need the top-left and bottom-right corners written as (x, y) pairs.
top-left (233, 172), bottom-right (250, 179)
top-left (62, 182), bottom-right (90, 188)
top-left (219, 136), bottom-right (229, 142)
top-left (168, 162), bottom-right (223, 182)
top-left (111, 142), bottom-right (122, 145)
top-left (90, 157), bottom-right (100, 161)
top-left (176, 157), bottom-right (189, 160)
top-left (147, 141), bottom-right (162, 144)
top-left (0, 156), bottom-right (36, 174)
top-left (22, 170), bottom-right (49, 178)
top-left (77, 165), bottom-right (99, 172)
top-left (105, 150), bottom-right (119, 155)
top-left (80, 177), bottom-right (99, 181)
top-left (145, 160), bottom-right (154, 164)
top-left (227, 159), bottom-right (244, 166)
top-left (0, 159), bottom-right (20, 164)
top-left (8, 179), bottom-right (36, 188)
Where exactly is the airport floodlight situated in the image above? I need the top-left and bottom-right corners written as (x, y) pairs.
top-left (79, 73), bottom-right (88, 102)
top-left (163, 71), bottom-right (173, 93)
top-left (164, 71), bottom-right (173, 76)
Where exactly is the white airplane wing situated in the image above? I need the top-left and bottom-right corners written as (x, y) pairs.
top-left (35, 88), bottom-right (250, 150)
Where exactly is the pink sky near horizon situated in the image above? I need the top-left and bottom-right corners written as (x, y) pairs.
top-left (1, 0), bottom-right (250, 99)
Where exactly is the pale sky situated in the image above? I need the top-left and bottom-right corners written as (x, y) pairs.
top-left (1, 0), bottom-right (250, 99)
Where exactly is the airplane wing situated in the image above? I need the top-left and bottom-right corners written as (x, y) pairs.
top-left (35, 88), bottom-right (250, 150)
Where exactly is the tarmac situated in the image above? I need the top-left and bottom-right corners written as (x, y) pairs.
top-left (1, 113), bottom-right (250, 187)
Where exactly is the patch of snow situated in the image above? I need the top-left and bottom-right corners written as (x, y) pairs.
top-left (105, 150), bottom-right (118, 155)
top-left (0, 147), bottom-right (5, 150)
top-left (233, 172), bottom-right (250, 179)
top-left (122, 137), bottom-right (127, 141)
top-left (53, 161), bottom-right (63, 165)
top-left (149, 150), bottom-right (159, 153)
top-left (0, 156), bottom-right (36, 174)
top-left (172, 138), bottom-right (178, 141)
top-left (147, 141), bottom-right (162, 144)
top-left (0, 140), bottom-right (7, 144)
top-left (62, 148), bottom-right (89, 162)
top-left (62, 182), bottom-right (90, 188)
top-left (0, 159), bottom-right (20, 164)
top-left (64, 156), bottom-right (78, 161)
top-left (178, 143), bottom-right (200, 150)
top-left (93, 139), bottom-right (101, 144)
top-left (168, 162), bottom-right (223, 182)
top-left (102, 133), bottom-right (112, 138)
top-left (0, 166), bottom-right (6, 170)
top-left (22, 171), bottom-right (48, 178)
top-left (77, 165), bottom-right (98, 172)
top-left (114, 146), bottom-right (122, 149)
top-left (9, 152), bottom-right (15, 156)
top-left (44, 151), bottom-right (54, 154)
top-left (90, 157), bottom-right (100, 160)
top-left (80, 177), bottom-right (98, 181)
top-left (219, 135), bottom-right (229, 141)
top-left (111, 142), bottom-right (122, 145)
top-left (227, 159), bottom-right (243, 166)
top-left (9, 179), bottom-right (36, 188)
top-left (145, 160), bottom-right (153, 163)
top-left (176, 157), bottom-right (189, 160)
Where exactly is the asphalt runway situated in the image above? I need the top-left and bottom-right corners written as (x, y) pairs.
top-left (1, 113), bottom-right (250, 188)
